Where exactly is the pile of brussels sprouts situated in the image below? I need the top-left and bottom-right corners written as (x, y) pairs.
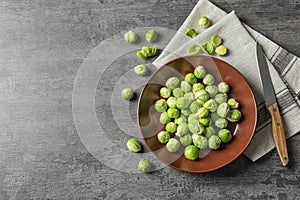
top-left (154, 66), bottom-right (242, 160)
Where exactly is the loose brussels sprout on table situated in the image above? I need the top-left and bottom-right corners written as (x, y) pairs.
top-left (157, 131), bottom-right (170, 144)
top-left (185, 28), bottom-right (198, 38)
top-left (166, 138), bottom-right (181, 152)
top-left (215, 45), bottom-right (227, 56)
top-left (145, 29), bottom-right (157, 43)
top-left (137, 45), bottom-right (157, 59)
top-left (211, 34), bottom-right (222, 47)
top-left (121, 88), bottom-right (134, 100)
top-left (138, 159), bottom-right (151, 172)
top-left (124, 30), bottom-right (138, 43)
top-left (199, 16), bottom-right (211, 28)
top-left (187, 45), bottom-right (201, 55)
top-left (127, 138), bottom-right (142, 153)
top-left (184, 145), bottom-right (199, 160)
top-left (202, 42), bottom-right (215, 55)
top-left (134, 64), bottom-right (148, 76)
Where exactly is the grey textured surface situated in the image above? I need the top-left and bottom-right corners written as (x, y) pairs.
top-left (0, 0), bottom-right (299, 199)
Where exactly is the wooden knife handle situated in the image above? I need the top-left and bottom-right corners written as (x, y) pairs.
top-left (268, 103), bottom-right (289, 166)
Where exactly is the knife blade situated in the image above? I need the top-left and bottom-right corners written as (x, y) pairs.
top-left (256, 42), bottom-right (289, 166)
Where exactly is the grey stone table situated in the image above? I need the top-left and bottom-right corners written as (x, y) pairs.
top-left (0, 0), bottom-right (299, 199)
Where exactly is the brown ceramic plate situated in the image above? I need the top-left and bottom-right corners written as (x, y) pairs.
top-left (138, 55), bottom-right (257, 173)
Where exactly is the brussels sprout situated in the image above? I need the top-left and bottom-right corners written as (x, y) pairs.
top-left (211, 34), bottom-right (222, 47)
top-left (185, 73), bottom-right (197, 85)
top-left (155, 99), bottom-right (168, 112)
top-left (166, 122), bottom-right (177, 133)
top-left (160, 87), bottom-right (171, 98)
top-left (217, 102), bottom-right (230, 118)
top-left (137, 45), bottom-right (157, 59)
top-left (202, 42), bottom-right (215, 55)
top-left (194, 89), bottom-right (210, 102)
top-left (192, 134), bottom-right (208, 149)
top-left (188, 113), bottom-right (199, 123)
top-left (138, 159), bottom-right (150, 172)
top-left (181, 81), bottom-right (191, 93)
top-left (181, 109), bottom-right (191, 116)
top-left (175, 123), bottom-right (188, 137)
top-left (167, 97), bottom-right (177, 108)
top-left (194, 66), bottom-right (206, 79)
top-left (184, 92), bottom-right (195, 103)
top-left (159, 112), bottom-right (171, 124)
top-left (145, 29), bottom-right (157, 43)
top-left (175, 115), bottom-right (187, 124)
top-left (166, 138), bottom-right (180, 152)
top-left (205, 85), bottom-right (218, 97)
top-left (189, 101), bottom-right (201, 113)
top-left (192, 83), bottom-right (205, 94)
top-left (205, 126), bottom-right (215, 138)
top-left (203, 99), bottom-right (218, 112)
top-left (187, 45), bottom-right (201, 55)
top-left (134, 64), bottom-right (148, 76)
top-left (157, 131), bottom-right (170, 144)
top-left (185, 28), bottom-right (198, 38)
top-left (121, 88), bottom-right (134, 100)
top-left (203, 74), bottom-right (215, 85)
top-left (188, 121), bottom-right (204, 134)
top-left (214, 93), bottom-right (228, 104)
top-left (208, 135), bottom-right (222, 149)
top-left (176, 97), bottom-right (190, 109)
top-left (215, 118), bottom-right (228, 128)
top-left (166, 77), bottom-right (180, 89)
top-left (180, 134), bottom-right (193, 146)
top-left (196, 99), bottom-right (206, 106)
top-left (127, 138), bottom-right (142, 153)
top-left (210, 112), bottom-right (219, 122)
top-left (167, 108), bottom-right (180, 119)
top-left (215, 45), bottom-right (227, 56)
top-left (199, 117), bottom-right (210, 127)
top-left (218, 129), bottom-right (232, 143)
top-left (227, 98), bottom-right (239, 109)
top-left (226, 109), bottom-right (242, 122)
top-left (218, 82), bottom-right (230, 93)
top-left (199, 16), bottom-right (211, 28)
top-left (124, 30), bottom-right (138, 43)
top-left (172, 88), bottom-right (184, 98)
top-left (184, 145), bottom-right (199, 160)
top-left (196, 107), bottom-right (209, 118)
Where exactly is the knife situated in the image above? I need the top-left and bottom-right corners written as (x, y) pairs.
top-left (256, 42), bottom-right (289, 166)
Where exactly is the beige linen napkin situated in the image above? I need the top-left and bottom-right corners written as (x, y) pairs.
top-left (153, 0), bottom-right (300, 161)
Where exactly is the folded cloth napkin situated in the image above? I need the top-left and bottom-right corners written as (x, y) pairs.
top-left (153, 0), bottom-right (300, 161)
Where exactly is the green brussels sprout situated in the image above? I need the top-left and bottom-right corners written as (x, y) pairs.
top-left (194, 66), bottom-right (206, 79)
top-left (192, 134), bottom-right (208, 149)
top-left (166, 77), bottom-right (180, 89)
top-left (210, 112), bottom-right (219, 122)
top-left (181, 81), bottom-right (191, 93)
top-left (218, 82), bottom-right (230, 93)
top-left (121, 88), bottom-right (134, 100)
top-left (145, 29), bottom-right (157, 43)
top-left (205, 126), bottom-right (215, 138)
top-left (172, 88), bottom-right (184, 98)
top-left (218, 129), bottom-right (232, 143)
top-left (159, 112), bottom-right (171, 124)
top-left (192, 83), bottom-right (205, 94)
top-left (184, 145), bottom-right (199, 160)
top-left (157, 131), bottom-right (170, 144)
top-left (217, 102), bottom-right (230, 118)
top-left (134, 64), bottom-right (148, 76)
top-left (137, 45), bottom-right (157, 59)
top-left (226, 109), bottom-right (242, 122)
top-left (185, 73), bottom-right (197, 85)
top-left (167, 97), bottom-right (177, 108)
top-left (211, 34), bottom-right (222, 47)
top-left (196, 107), bottom-right (209, 118)
top-left (188, 121), bottom-right (204, 134)
top-left (227, 98), bottom-right (239, 109)
top-left (215, 118), bottom-right (228, 128)
top-left (124, 30), bottom-right (138, 43)
top-left (202, 42), bottom-right (215, 55)
top-left (155, 99), bottom-right (168, 112)
top-left (166, 138), bottom-right (180, 152)
top-left (184, 92), bottom-right (195, 104)
top-left (203, 74), bottom-right (215, 85)
top-left (208, 135), bottom-right (222, 149)
top-left (196, 99), bottom-right (206, 106)
top-left (181, 109), bottom-right (191, 116)
top-left (176, 97), bottom-right (190, 109)
top-left (194, 89), bottom-right (210, 102)
top-left (188, 113), bottom-right (199, 123)
top-left (160, 87), bottom-right (171, 98)
top-left (187, 45), bottom-right (201, 55)
top-left (214, 93), bottom-right (228, 104)
top-left (127, 138), bottom-right (142, 153)
top-left (205, 85), bottom-right (218, 97)
top-left (203, 99), bottom-right (218, 112)
top-left (189, 101), bottom-right (201, 113)
top-left (167, 108), bottom-right (180, 119)
top-left (215, 45), bottom-right (227, 56)
top-left (199, 16), bottom-right (211, 28)
top-left (199, 117), bottom-right (210, 126)
top-left (174, 115), bottom-right (187, 124)
top-left (185, 28), bottom-right (198, 38)
top-left (175, 123), bottom-right (188, 137)
top-left (165, 122), bottom-right (177, 133)
top-left (180, 134), bottom-right (193, 146)
top-left (138, 159), bottom-right (150, 172)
